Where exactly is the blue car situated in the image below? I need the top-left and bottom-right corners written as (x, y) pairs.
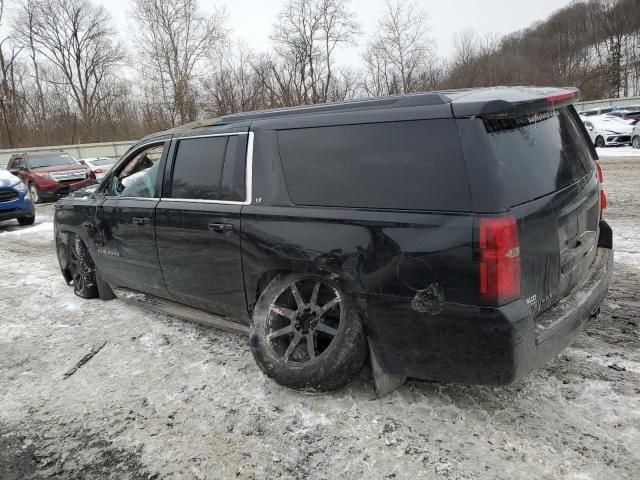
top-left (0, 169), bottom-right (36, 225)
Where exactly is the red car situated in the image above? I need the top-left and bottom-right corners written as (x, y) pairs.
top-left (7, 150), bottom-right (95, 204)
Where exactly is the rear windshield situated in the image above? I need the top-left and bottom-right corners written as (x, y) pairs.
top-left (27, 154), bottom-right (77, 169)
top-left (277, 119), bottom-right (471, 211)
top-left (484, 107), bottom-right (594, 206)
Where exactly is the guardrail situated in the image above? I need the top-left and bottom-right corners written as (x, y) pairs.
top-left (574, 95), bottom-right (640, 112)
top-left (0, 140), bottom-right (137, 168)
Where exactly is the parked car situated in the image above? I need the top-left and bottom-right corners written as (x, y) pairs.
top-left (0, 169), bottom-right (35, 225)
top-left (80, 157), bottom-right (117, 180)
top-left (582, 116), bottom-right (634, 147)
top-left (7, 150), bottom-right (96, 204)
top-left (54, 87), bottom-right (613, 393)
top-left (580, 106), bottom-right (615, 116)
top-left (604, 109), bottom-right (640, 123)
top-left (632, 122), bottom-right (640, 149)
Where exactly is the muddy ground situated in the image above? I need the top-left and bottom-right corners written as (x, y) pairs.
top-left (1, 155), bottom-right (639, 480)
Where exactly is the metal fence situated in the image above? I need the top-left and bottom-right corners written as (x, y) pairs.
top-left (0, 140), bottom-right (136, 168)
top-left (574, 95), bottom-right (640, 112)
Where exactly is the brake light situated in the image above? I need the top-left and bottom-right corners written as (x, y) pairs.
top-left (596, 162), bottom-right (606, 218)
top-left (478, 214), bottom-right (521, 305)
top-left (546, 90), bottom-right (576, 103)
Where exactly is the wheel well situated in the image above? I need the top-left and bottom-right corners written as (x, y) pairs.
top-left (254, 270), bottom-right (293, 305)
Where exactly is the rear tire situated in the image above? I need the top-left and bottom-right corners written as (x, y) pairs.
top-left (250, 272), bottom-right (367, 391)
top-left (17, 215), bottom-right (35, 226)
top-left (595, 136), bottom-right (605, 148)
top-left (633, 136), bottom-right (640, 150)
top-left (68, 235), bottom-right (99, 299)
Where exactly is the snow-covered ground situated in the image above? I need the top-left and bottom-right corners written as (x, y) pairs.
top-left (1, 159), bottom-right (639, 479)
top-left (596, 146), bottom-right (640, 157)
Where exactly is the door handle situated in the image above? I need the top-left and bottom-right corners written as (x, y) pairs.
top-left (208, 223), bottom-right (233, 233)
top-left (132, 217), bottom-right (150, 225)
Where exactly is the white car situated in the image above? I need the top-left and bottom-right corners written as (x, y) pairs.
top-left (79, 157), bottom-right (117, 180)
top-left (582, 116), bottom-right (633, 147)
top-left (632, 122), bottom-right (640, 149)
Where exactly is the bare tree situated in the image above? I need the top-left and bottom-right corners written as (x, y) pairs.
top-left (130, 0), bottom-right (227, 127)
top-left (13, 0), bottom-right (47, 136)
top-left (0, 0), bottom-right (23, 147)
top-left (13, 0), bottom-right (124, 138)
top-left (363, 0), bottom-right (436, 95)
top-left (271, 0), bottom-right (359, 104)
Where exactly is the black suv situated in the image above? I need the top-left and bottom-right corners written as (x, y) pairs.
top-left (54, 87), bottom-right (613, 392)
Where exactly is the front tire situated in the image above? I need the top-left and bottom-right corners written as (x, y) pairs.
top-left (633, 136), bottom-right (640, 150)
top-left (68, 235), bottom-right (99, 299)
top-left (29, 183), bottom-right (41, 204)
top-left (595, 136), bottom-right (605, 148)
top-left (250, 273), bottom-right (367, 391)
top-left (17, 215), bottom-right (35, 226)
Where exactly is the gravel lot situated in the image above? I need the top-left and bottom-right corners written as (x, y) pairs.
top-left (1, 156), bottom-right (639, 480)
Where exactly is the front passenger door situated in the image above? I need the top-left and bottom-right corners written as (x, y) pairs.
top-left (93, 140), bottom-right (170, 298)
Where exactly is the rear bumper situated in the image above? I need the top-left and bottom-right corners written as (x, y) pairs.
top-left (366, 244), bottom-right (613, 385)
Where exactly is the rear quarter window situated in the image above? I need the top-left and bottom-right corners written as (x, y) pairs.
top-left (484, 107), bottom-right (594, 206)
top-left (276, 119), bottom-right (471, 211)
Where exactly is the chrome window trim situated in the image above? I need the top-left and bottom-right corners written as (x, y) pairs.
top-left (175, 131), bottom-right (249, 140)
top-left (160, 131), bottom-right (254, 206)
top-left (103, 196), bottom-right (160, 201)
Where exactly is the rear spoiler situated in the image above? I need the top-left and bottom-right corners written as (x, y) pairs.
top-left (451, 87), bottom-right (581, 119)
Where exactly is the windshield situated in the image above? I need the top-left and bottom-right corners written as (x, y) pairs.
top-left (91, 159), bottom-right (116, 167)
top-left (27, 154), bottom-right (78, 169)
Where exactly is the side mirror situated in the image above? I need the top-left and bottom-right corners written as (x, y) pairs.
top-left (79, 160), bottom-right (86, 165)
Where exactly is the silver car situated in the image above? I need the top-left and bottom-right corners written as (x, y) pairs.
top-left (79, 157), bottom-right (117, 180)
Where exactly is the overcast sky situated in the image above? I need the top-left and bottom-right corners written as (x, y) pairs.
top-left (1, 0), bottom-right (575, 66)
top-left (89, 0), bottom-right (573, 65)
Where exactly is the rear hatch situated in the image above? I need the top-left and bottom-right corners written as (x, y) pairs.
top-left (480, 104), bottom-right (599, 316)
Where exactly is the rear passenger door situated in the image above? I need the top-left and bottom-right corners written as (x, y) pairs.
top-left (155, 132), bottom-right (250, 321)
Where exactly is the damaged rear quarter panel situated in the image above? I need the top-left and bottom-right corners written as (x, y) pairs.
top-left (240, 206), bottom-right (475, 359)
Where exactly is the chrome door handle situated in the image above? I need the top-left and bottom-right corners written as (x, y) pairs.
top-left (132, 217), bottom-right (150, 225)
top-left (208, 223), bottom-right (233, 233)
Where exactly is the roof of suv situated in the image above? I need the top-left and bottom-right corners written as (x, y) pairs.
top-left (143, 86), bottom-right (580, 141)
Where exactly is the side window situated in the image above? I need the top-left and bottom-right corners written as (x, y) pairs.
top-left (110, 144), bottom-right (165, 198)
top-left (169, 134), bottom-right (247, 202)
top-left (9, 157), bottom-right (24, 169)
top-left (277, 120), bottom-right (471, 211)
top-left (220, 135), bottom-right (247, 202)
top-left (170, 137), bottom-right (227, 200)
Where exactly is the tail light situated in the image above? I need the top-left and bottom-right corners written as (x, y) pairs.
top-left (477, 214), bottom-right (521, 305)
top-left (596, 162), bottom-right (606, 218)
